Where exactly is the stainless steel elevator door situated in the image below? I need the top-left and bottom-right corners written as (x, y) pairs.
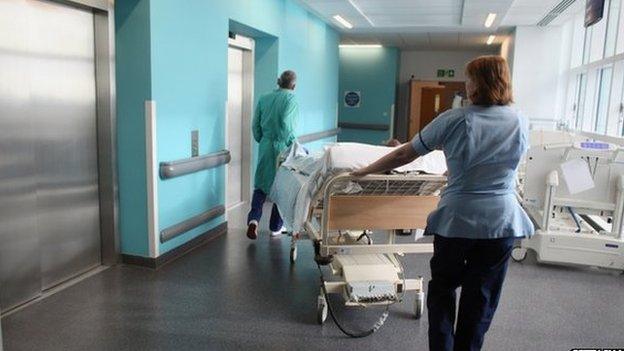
top-left (227, 47), bottom-right (244, 209)
top-left (0, 0), bottom-right (101, 311)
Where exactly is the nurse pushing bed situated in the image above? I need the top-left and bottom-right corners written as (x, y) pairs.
top-left (352, 55), bottom-right (534, 351)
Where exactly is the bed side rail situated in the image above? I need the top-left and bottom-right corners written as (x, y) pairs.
top-left (316, 173), bottom-right (445, 257)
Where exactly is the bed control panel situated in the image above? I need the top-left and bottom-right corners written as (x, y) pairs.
top-left (347, 281), bottom-right (397, 303)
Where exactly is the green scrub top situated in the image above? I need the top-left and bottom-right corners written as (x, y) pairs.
top-left (253, 88), bottom-right (298, 194)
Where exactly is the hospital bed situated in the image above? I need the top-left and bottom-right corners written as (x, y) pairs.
top-left (513, 131), bottom-right (624, 273)
top-left (272, 143), bottom-right (447, 336)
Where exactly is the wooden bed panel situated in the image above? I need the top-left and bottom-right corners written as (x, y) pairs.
top-left (328, 195), bottom-right (439, 230)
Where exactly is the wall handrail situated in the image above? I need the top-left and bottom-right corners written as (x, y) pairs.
top-left (160, 205), bottom-right (225, 243)
top-left (298, 128), bottom-right (341, 143)
top-left (338, 122), bottom-right (389, 131)
top-left (159, 150), bottom-right (231, 179)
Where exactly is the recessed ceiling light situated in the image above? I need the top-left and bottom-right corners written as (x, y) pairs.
top-left (339, 44), bottom-right (383, 48)
top-left (347, 0), bottom-right (375, 26)
top-left (484, 13), bottom-right (497, 28)
top-left (333, 15), bottom-right (353, 29)
top-left (487, 35), bottom-right (496, 45)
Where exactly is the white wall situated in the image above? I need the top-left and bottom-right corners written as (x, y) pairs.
top-left (500, 32), bottom-right (515, 72)
top-left (399, 50), bottom-right (496, 83)
top-left (512, 26), bottom-right (566, 125)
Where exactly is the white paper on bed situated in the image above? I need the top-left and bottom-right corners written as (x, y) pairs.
top-left (325, 142), bottom-right (447, 174)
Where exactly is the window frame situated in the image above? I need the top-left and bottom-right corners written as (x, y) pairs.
top-left (563, 0), bottom-right (624, 136)
top-left (593, 66), bottom-right (614, 134)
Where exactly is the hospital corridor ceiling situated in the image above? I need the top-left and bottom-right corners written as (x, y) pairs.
top-left (296, 0), bottom-right (583, 49)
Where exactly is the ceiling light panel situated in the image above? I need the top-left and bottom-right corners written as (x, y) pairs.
top-left (460, 0), bottom-right (514, 27)
top-left (484, 13), bottom-right (497, 27)
top-left (333, 14), bottom-right (354, 28)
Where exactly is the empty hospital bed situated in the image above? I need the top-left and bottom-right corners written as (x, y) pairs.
top-left (271, 142), bottom-right (447, 336)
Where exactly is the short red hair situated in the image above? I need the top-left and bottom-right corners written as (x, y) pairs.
top-left (465, 55), bottom-right (513, 106)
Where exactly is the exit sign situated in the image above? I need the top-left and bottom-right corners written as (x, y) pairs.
top-left (436, 69), bottom-right (455, 78)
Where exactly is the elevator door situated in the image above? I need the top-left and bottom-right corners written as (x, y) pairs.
top-left (227, 47), bottom-right (244, 209)
top-left (0, 0), bottom-right (101, 312)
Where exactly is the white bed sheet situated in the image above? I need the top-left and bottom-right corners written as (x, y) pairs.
top-left (325, 142), bottom-right (447, 174)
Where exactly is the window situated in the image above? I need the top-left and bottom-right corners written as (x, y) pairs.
top-left (563, 1), bottom-right (624, 136)
top-left (570, 12), bottom-right (587, 69)
top-left (582, 27), bottom-right (592, 65)
top-left (594, 67), bottom-right (613, 134)
top-left (618, 0), bottom-right (624, 54)
top-left (574, 74), bottom-right (588, 129)
top-left (589, 4), bottom-right (609, 62)
top-left (620, 75), bottom-right (624, 135)
top-left (604, 0), bottom-right (621, 57)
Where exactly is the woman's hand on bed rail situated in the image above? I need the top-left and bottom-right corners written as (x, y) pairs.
top-left (350, 143), bottom-right (420, 177)
top-left (350, 169), bottom-right (368, 177)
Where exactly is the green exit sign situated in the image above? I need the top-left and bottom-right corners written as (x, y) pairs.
top-left (436, 69), bottom-right (455, 78)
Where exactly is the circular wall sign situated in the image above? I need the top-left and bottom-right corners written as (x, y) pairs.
top-left (344, 91), bottom-right (361, 108)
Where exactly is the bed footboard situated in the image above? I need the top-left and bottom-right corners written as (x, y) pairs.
top-left (328, 195), bottom-right (439, 230)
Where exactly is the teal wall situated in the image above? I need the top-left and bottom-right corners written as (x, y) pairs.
top-left (115, 0), bottom-right (152, 256)
top-left (338, 47), bottom-right (399, 145)
top-left (116, 0), bottom-right (339, 257)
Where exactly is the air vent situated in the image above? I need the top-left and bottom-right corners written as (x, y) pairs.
top-left (537, 0), bottom-right (577, 26)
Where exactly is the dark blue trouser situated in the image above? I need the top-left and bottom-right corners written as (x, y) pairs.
top-left (247, 189), bottom-right (283, 232)
top-left (427, 234), bottom-right (515, 351)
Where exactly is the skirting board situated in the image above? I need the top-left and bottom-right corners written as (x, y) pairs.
top-left (122, 222), bottom-right (228, 269)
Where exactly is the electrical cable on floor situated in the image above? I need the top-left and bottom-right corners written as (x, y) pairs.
top-left (316, 264), bottom-right (389, 338)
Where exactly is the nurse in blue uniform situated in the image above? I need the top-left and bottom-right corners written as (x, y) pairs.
top-left (352, 55), bottom-right (534, 351)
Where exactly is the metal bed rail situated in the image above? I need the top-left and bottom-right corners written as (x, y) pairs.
top-left (310, 173), bottom-right (446, 257)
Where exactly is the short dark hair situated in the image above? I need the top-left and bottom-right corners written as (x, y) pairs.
top-left (465, 55), bottom-right (513, 106)
top-left (278, 70), bottom-right (297, 89)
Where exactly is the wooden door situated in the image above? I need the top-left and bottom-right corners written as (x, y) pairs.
top-left (420, 86), bottom-right (445, 130)
top-left (440, 81), bottom-right (467, 112)
top-left (408, 80), bottom-right (440, 137)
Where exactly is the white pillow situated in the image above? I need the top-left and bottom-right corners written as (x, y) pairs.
top-left (324, 142), bottom-right (447, 175)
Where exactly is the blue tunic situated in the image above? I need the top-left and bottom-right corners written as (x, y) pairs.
top-left (411, 105), bottom-right (534, 239)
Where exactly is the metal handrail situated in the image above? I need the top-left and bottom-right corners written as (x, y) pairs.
top-left (160, 205), bottom-right (225, 243)
top-left (298, 128), bottom-right (341, 143)
top-left (338, 122), bottom-right (389, 131)
top-left (159, 150), bottom-right (231, 179)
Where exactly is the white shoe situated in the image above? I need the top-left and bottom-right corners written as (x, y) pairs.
top-left (270, 230), bottom-right (283, 237)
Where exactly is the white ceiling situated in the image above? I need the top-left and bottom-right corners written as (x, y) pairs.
top-left (296, 0), bottom-right (583, 50)
top-left (502, 0), bottom-right (582, 25)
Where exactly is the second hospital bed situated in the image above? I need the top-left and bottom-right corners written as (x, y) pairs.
top-left (271, 143), bottom-right (447, 335)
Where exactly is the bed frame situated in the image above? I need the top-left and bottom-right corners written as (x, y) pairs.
top-left (288, 172), bottom-right (446, 324)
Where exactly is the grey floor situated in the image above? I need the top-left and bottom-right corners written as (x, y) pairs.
top-left (3, 204), bottom-right (624, 351)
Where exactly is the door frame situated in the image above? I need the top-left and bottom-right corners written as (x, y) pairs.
top-left (52, 0), bottom-right (119, 265)
top-left (226, 35), bottom-right (255, 212)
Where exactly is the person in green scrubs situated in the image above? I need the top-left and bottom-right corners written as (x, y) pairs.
top-left (246, 70), bottom-right (299, 240)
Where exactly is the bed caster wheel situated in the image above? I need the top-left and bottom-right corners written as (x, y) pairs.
top-left (414, 291), bottom-right (425, 320)
top-left (511, 246), bottom-right (527, 262)
top-left (290, 246), bottom-right (298, 263)
top-left (317, 295), bottom-right (328, 325)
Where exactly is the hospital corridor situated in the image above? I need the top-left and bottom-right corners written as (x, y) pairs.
top-left (0, 0), bottom-right (624, 350)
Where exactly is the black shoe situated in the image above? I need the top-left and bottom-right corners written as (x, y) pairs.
top-left (246, 223), bottom-right (258, 240)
